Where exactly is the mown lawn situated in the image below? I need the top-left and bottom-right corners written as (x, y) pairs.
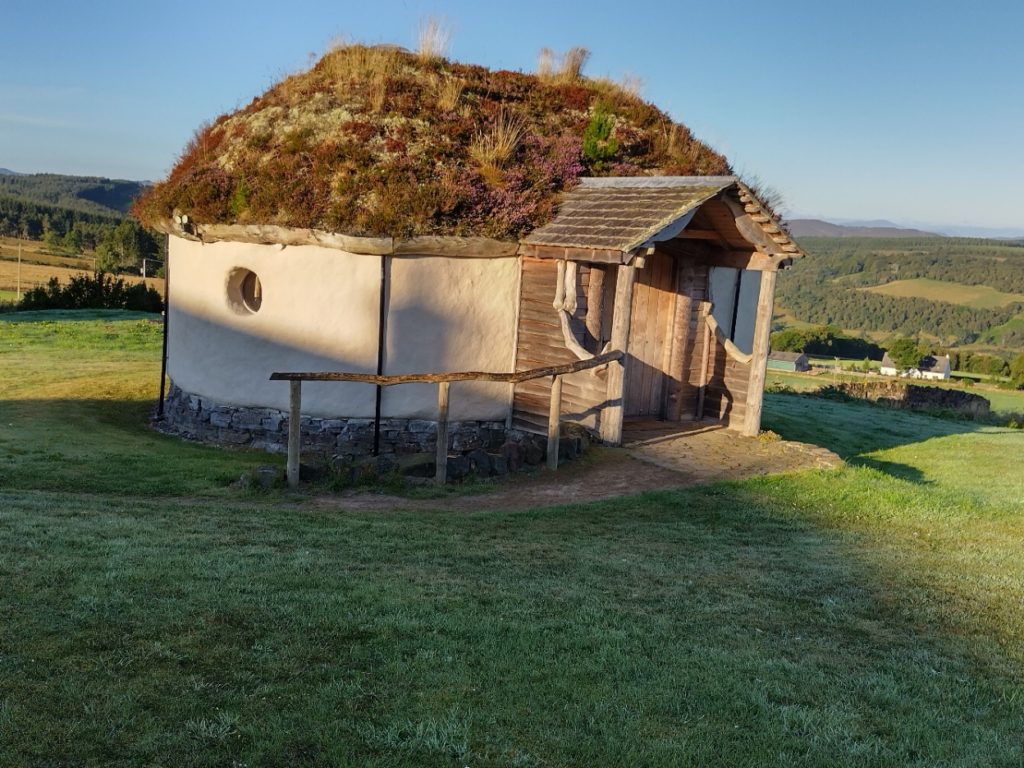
top-left (1, 311), bottom-right (1023, 766)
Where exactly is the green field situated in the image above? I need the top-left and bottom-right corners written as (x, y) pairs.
top-left (863, 277), bottom-right (1024, 309)
top-left (2, 311), bottom-right (1024, 766)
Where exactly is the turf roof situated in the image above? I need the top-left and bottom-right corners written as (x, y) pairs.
top-left (134, 45), bottom-right (731, 241)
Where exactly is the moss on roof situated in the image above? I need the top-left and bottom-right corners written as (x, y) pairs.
top-left (134, 45), bottom-right (730, 240)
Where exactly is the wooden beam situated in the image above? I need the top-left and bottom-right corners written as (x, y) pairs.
top-left (656, 238), bottom-right (788, 271)
top-left (718, 194), bottom-right (787, 257)
top-left (392, 236), bottom-right (519, 258)
top-left (741, 269), bottom-right (777, 437)
top-left (675, 229), bottom-right (725, 240)
top-left (287, 380), bottom-right (301, 488)
top-left (547, 375), bottom-right (563, 470)
top-left (600, 264), bottom-right (636, 444)
top-left (271, 350), bottom-right (622, 385)
top-left (435, 381), bottom-right (450, 485)
top-left (518, 243), bottom-right (626, 264)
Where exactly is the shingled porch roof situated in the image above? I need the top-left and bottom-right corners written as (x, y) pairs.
top-left (519, 176), bottom-right (803, 265)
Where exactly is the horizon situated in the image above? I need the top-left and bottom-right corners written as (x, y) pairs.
top-left (3, 0), bottom-right (1022, 232)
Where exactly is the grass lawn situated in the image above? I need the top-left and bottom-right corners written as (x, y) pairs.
top-left (2, 311), bottom-right (1023, 766)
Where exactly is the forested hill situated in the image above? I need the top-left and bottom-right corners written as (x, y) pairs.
top-left (0, 173), bottom-right (146, 218)
top-left (776, 236), bottom-right (1024, 350)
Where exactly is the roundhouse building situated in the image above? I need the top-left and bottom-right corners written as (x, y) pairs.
top-left (136, 44), bottom-right (803, 457)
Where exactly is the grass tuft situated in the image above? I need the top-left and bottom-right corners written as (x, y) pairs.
top-left (469, 107), bottom-right (527, 179)
top-left (537, 46), bottom-right (591, 84)
top-left (415, 15), bottom-right (453, 62)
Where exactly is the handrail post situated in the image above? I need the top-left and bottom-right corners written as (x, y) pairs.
top-left (435, 381), bottom-right (450, 485)
top-left (547, 374), bottom-right (562, 470)
top-left (287, 380), bottom-right (301, 488)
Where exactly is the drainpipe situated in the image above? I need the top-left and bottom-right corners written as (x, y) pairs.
top-left (373, 255), bottom-right (388, 455)
top-left (157, 238), bottom-right (170, 419)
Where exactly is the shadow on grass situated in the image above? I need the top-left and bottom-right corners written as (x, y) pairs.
top-left (852, 456), bottom-right (929, 484)
top-left (0, 397), bottom-right (275, 495)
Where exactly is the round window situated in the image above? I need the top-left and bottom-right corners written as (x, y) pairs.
top-left (227, 268), bottom-right (263, 314)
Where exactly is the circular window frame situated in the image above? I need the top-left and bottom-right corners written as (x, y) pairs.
top-left (226, 267), bottom-right (263, 315)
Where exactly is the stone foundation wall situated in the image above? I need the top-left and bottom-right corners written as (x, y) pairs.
top-left (160, 383), bottom-right (509, 457)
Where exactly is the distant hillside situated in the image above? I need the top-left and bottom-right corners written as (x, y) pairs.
top-left (788, 218), bottom-right (941, 238)
top-left (0, 173), bottom-right (146, 218)
top-left (0, 168), bottom-right (23, 176)
top-left (775, 235), bottom-right (1024, 351)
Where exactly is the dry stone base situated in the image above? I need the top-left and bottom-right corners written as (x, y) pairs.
top-left (159, 382), bottom-right (545, 464)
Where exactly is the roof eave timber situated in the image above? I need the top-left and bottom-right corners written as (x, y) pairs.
top-left (154, 218), bottom-right (519, 258)
top-left (517, 243), bottom-right (630, 264)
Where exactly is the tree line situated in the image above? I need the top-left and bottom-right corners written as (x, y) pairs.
top-left (0, 195), bottom-right (165, 274)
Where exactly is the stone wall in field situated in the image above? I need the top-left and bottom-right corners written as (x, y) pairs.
top-left (830, 380), bottom-right (991, 418)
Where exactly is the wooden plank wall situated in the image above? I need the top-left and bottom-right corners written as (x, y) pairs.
top-left (512, 258), bottom-right (609, 433)
top-left (624, 252), bottom-right (677, 417)
top-left (678, 263), bottom-right (710, 418)
top-left (704, 343), bottom-right (749, 429)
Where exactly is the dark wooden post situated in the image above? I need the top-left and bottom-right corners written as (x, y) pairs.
top-left (546, 374), bottom-right (563, 470)
top-left (287, 380), bottom-right (302, 488)
top-left (695, 302), bottom-right (712, 420)
top-left (585, 265), bottom-right (606, 351)
top-left (435, 381), bottom-right (450, 485)
top-left (742, 269), bottom-right (777, 436)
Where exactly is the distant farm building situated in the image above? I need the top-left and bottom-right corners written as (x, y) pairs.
top-left (766, 351), bottom-right (810, 372)
top-left (880, 353), bottom-right (951, 380)
top-left (136, 44), bottom-right (804, 459)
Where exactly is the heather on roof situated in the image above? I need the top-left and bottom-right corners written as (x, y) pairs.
top-left (134, 44), bottom-right (730, 240)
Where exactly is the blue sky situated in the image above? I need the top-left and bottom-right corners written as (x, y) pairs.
top-left (3, 0), bottom-right (1022, 232)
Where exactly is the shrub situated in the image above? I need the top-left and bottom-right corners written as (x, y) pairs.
top-left (18, 273), bottom-right (163, 313)
top-left (582, 102), bottom-right (619, 169)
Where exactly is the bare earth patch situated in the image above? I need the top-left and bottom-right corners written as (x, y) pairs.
top-left (311, 422), bottom-right (841, 513)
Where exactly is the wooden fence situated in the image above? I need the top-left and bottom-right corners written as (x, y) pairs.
top-left (271, 350), bottom-right (623, 487)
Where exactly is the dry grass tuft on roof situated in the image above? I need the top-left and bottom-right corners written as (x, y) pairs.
top-left (135, 44), bottom-right (730, 240)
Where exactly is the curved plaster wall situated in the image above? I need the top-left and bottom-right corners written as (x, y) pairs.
top-left (167, 236), bottom-right (519, 420)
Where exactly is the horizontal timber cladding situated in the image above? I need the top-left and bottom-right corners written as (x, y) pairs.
top-left (513, 258), bottom-right (609, 433)
top-left (703, 337), bottom-right (749, 429)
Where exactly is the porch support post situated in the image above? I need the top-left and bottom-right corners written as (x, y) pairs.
top-left (287, 380), bottom-right (302, 488)
top-left (546, 374), bottom-right (563, 470)
top-left (435, 381), bottom-right (450, 485)
top-left (741, 269), bottom-right (777, 437)
top-left (600, 263), bottom-right (636, 445)
top-left (664, 262), bottom-right (694, 421)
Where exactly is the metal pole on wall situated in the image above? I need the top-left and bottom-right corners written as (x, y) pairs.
top-left (157, 239), bottom-right (170, 419)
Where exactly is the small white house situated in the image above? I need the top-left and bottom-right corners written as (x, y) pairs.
top-left (880, 353), bottom-right (951, 380)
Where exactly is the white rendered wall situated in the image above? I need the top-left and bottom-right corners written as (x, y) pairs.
top-left (167, 237), bottom-right (519, 420)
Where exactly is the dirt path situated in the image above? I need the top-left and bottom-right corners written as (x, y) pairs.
top-left (311, 425), bottom-right (842, 514)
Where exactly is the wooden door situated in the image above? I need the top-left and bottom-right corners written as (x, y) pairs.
top-left (625, 252), bottom-right (677, 417)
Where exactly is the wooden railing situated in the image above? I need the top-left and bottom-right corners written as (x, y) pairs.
top-left (270, 350), bottom-right (623, 488)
